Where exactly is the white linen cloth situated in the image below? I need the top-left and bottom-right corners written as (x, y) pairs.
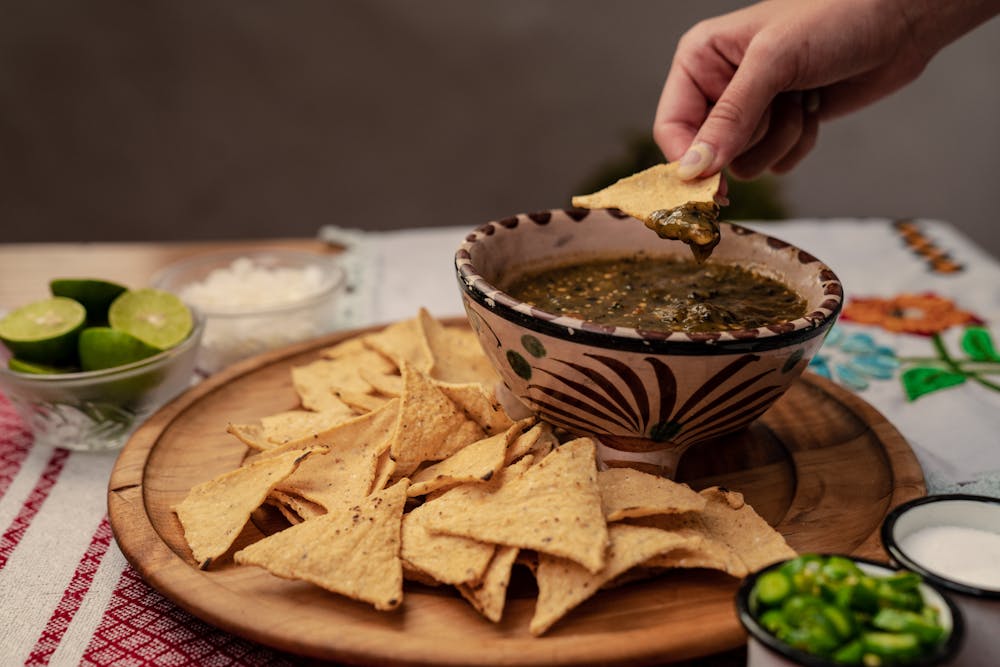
top-left (1, 218), bottom-right (997, 665)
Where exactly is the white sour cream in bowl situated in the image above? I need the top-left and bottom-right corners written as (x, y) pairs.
top-left (882, 494), bottom-right (1000, 665)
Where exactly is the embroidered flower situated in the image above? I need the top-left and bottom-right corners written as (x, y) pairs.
top-left (841, 293), bottom-right (981, 336)
top-left (815, 293), bottom-right (998, 399)
top-left (809, 326), bottom-right (899, 391)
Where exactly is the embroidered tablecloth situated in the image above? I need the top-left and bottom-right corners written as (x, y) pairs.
top-left (1, 219), bottom-right (998, 665)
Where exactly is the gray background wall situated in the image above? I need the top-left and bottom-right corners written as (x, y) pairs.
top-left (1, 1), bottom-right (998, 257)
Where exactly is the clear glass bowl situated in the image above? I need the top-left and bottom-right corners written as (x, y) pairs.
top-left (151, 249), bottom-right (346, 374)
top-left (0, 312), bottom-right (204, 452)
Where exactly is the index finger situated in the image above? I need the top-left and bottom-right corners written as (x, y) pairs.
top-left (653, 59), bottom-right (710, 162)
top-left (687, 38), bottom-right (797, 175)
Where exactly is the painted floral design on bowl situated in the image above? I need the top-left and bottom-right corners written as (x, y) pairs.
top-left (455, 208), bottom-right (843, 474)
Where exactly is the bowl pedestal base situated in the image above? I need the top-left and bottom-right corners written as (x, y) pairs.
top-left (594, 438), bottom-right (693, 479)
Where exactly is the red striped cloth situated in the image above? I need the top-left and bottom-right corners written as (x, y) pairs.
top-left (0, 394), bottom-right (299, 666)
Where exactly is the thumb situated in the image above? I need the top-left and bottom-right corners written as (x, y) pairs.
top-left (676, 40), bottom-right (791, 179)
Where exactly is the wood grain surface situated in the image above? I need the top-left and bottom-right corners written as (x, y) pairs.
top-left (108, 321), bottom-right (925, 666)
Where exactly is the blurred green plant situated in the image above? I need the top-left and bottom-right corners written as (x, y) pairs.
top-left (577, 132), bottom-right (787, 221)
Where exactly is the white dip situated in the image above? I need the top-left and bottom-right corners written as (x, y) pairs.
top-left (899, 525), bottom-right (1000, 590)
top-left (179, 257), bottom-right (337, 372)
top-left (180, 257), bottom-right (328, 311)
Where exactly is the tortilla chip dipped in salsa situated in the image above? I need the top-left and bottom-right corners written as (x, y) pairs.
top-left (572, 163), bottom-right (723, 261)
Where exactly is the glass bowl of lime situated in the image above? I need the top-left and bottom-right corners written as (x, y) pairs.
top-left (151, 249), bottom-right (346, 374)
top-left (0, 280), bottom-right (204, 452)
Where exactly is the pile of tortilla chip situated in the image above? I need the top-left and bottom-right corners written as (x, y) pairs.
top-left (173, 309), bottom-right (796, 634)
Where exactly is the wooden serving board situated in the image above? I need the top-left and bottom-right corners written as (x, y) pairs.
top-left (108, 321), bottom-right (925, 666)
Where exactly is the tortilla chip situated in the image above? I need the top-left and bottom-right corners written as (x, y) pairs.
top-left (696, 487), bottom-right (796, 572)
top-left (627, 513), bottom-right (749, 578)
top-left (291, 351), bottom-right (393, 411)
top-left (530, 523), bottom-right (703, 635)
top-left (360, 366), bottom-right (403, 397)
top-left (264, 496), bottom-right (304, 526)
top-left (403, 560), bottom-right (443, 587)
top-left (571, 163), bottom-right (721, 222)
top-left (174, 448), bottom-right (319, 567)
top-left (389, 361), bottom-right (486, 477)
top-left (418, 309), bottom-right (498, 386)
top-left (269, 489), bottom-right (326, 522)
top-left (337, 390), bottom-right (390, 413)
top-left (458, 546), bottom-right (519, 623)
top-left (235, 480), bottom-right (409, 611)
top-left (601, 527), bottom-right (746, 587)
top-left (363, 316), bottom-right (434, 374)
top-left (598, 468), bottom-right (706, 521)
top-left (421, 438), bottom-right (608, 573)
top-left (505, 421), bottom-right (556, 465)
top-left (401, 502), bottom-right (495, 586)
top-left (260, 409), bottom-right (355, 444)
top-left (407, 420), bottom-right (528, 497)
top-left (516, 550), bottom-right (539, 576)
top-left (441, 327), bottom-right (499, 385)
top-left (319, 337), bottom-right (370, 359)
top-left (226, 422), bottom-right (274, 451)
top-left (631, 486), bottom-right (794, 575)
top-left (260, 395), bottom-right (395, 457)
top-left (435, 381), bottom-right (514, 436)
top-left (291, 366), bottom-right (356, 412)
top-left (274, 399), bottom-right (399, 511)
top-left (643, 535), bottom-right (748, 577)
top-left (372, 449), bottom-right (396, 493)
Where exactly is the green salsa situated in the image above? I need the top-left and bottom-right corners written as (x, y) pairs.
top-left (504, 254), bottom-right (806, 333)
top-left (645, 201), bottom-right (721, 262)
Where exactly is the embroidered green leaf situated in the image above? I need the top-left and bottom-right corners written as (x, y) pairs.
top-left (901, 367), bottom-right (966, 401)
top-left (961, 327), bottom-right (1000, 362)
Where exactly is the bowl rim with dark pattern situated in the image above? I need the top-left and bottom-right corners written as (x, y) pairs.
top-left (455, 208), bottom-right (844, 356)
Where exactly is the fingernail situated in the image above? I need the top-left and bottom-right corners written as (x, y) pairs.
top-left (804, 90), bottom-right (821, 114)
top-left (676, 142), bottom-right (715, 180)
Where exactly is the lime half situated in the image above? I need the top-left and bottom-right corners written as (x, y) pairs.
top-left (108, 289), bottom-right (193, 351)
top-left (8, 358), bottom-right (71, 374)
top-left (0, 297), bottom-right (86, 365)
top-left (50, 278), bottom-right (128, 325)
top-left (78, 327), bottom-right (162, 371)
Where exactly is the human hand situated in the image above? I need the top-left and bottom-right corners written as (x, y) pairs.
top-left (654, 0), bottom-right (1000, 180)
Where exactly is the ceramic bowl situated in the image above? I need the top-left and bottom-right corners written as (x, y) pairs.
top-left (736, 555), bottom-right (963, 667)
top-left (152, 249), bottom-right (346, 374)
top-left (882, 494), bottom-right (1000, 665)
top-left (0, 311), bottom-right (204, 452)
top-left (454, 207), bottom-right (842, 475)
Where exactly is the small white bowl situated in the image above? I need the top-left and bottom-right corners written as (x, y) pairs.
top-left (882, 494), bottom-right (1000, 665)
top-left (736, 555), bottom-right (963, 667)
top-left (152, 250), bottom-right (346, 374)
